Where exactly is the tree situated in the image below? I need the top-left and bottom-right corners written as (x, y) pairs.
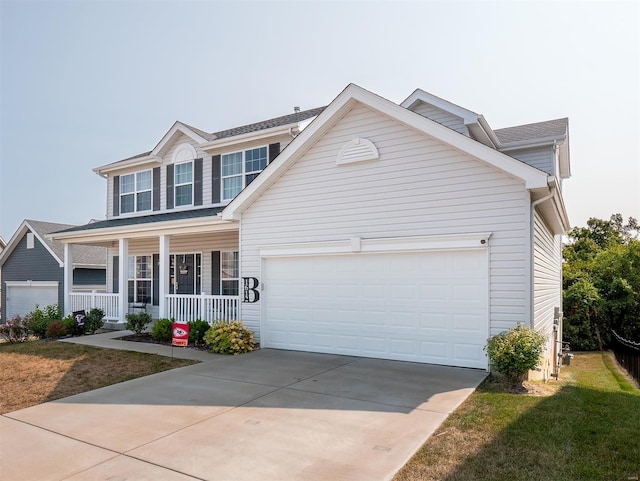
top-left (563, 214), bottom-right (640, 349)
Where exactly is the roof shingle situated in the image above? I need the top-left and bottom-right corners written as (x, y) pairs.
top-left (494, 118), bottom-right (568, 145)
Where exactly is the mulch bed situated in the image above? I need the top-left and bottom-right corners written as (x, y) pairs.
top-left (116, 333), bottom-right (210, 351)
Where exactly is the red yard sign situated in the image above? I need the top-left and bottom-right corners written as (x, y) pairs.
top-left (172, 322), bottom-right (189, 347)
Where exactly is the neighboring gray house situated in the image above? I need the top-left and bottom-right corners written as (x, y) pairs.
top-left (0, 220), bottom-right (106, 320)
top-left (52, 84), bottom-right (571, 379)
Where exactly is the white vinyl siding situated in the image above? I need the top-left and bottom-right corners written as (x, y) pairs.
top-left (532, 210), bottom-right (562, 336)
top-left (411, 102), bottom-right (468, 135)
top-left (239, 104), bottom-right (531, 342)
top-left (505, 146), bottom-right (555, 175)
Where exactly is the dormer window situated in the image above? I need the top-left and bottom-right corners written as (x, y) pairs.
top-left (174, 161), bottom-right (193, 207)
top-left (120, 170), bottom-right (152, 214)
top-left (222, 146), bottom-right (268, 201)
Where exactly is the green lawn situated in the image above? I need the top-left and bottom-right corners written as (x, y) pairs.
top-left (394, 352), bottom-right (640, 481)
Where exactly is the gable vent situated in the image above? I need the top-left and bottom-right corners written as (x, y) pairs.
top-left (336, 137), bottom-right (379, 165)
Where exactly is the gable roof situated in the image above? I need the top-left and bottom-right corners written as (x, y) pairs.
top-left (96, 107), bottom-right (326, 175)
top-left (494, 118), bottom-right (569, 145)
top-left (0, 220), bottom-right (106, 268)
top-left (222, 83), bottom-right (551, 221)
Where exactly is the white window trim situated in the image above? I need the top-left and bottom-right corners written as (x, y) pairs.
top-left (128, 255), bottom-right (153, 304)
top-left (221, 146), bottom-right (268, 201)
top-left (220, 250), bottom-right (239, 295)
top-left (120, 169), bottom-right (153, 215)
top-left (174, 160), bottom-right (194, 207)
top-left (259, 233), bottom-right (493, 257)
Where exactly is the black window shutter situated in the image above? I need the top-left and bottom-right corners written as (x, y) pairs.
top-left (112, 176), bottom-right (120, 217)
top-left (152, 167), bottom-right (160, 211)
top-left (166, 164), bottom-right (174, 209)
top-left (152, 254), bottom-right (159, 306)
top-left (268, 143), bottom-right (280, 163)
top-left (194, 158), bottom-right (203, 206)
top-left (211, 155), bottom-right (221, 204)
top-left (112, 256), bottom-right (119, 293)
top-left (211, 251), bottom-right (221, 295)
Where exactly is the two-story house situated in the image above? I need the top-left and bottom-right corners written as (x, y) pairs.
top-left (52, 84), bottom-right (570, 378)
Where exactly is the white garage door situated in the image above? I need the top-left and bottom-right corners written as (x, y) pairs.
top-left (6, 283), bottom-right (58, 319)
top-left (262, 250), bottom-right (488, 369)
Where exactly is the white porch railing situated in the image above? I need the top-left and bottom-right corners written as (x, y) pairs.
top-left (166, 294), bottom-right (240, 323)
top-left (69, 292), bottom-right (120, 321)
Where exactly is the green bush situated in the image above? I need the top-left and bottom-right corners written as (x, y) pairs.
top-left (45, 320), bottom-right (66, 339)
top-left (24, 304), bottom-right (62, 338)
top-left (0, 316), bottom-right (31, 343)
top-left (63, 315), bottom-right (80, 336)
top-left (151, 318), bottom-right (173, 342)
top-left (188, 319), bottom-right (210, 345)
top-left (204, 320), bottom-right (256, 355)
top-left (125, 312), bottom-right (152, 335)
top-left (484, 324), bottom-right (546, 383)
top-left (84, 308), bottom-right (105, 334)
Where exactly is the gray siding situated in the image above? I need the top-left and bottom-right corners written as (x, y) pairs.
top-left (506, 146), bottom-right (554, 175)
top-left (411, 102), bottom-right (468, 135)
top-left (1, 231), bottom-right (64, 320)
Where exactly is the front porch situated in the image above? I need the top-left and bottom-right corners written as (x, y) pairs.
top-left (53, 211), bottom-right (242, 326)
top-left (69, 291), bottom-right (240, 325)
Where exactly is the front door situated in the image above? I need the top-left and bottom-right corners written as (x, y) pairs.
top-left (172, 254), bottom-right (195, 294)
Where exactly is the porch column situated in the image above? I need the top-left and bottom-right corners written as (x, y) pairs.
top-left (63, 243), bottom-right (73, 316)
top-left (118, 238), bottom-right (128, 323)
top-left (158, 234), bottom-right (170, 318)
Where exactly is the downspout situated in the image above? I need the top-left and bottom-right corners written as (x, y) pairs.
top-left (530, 185), bottom-right (557, 378)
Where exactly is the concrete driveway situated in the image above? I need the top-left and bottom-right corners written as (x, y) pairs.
top-left (1, 347), bottom-right (486, 481)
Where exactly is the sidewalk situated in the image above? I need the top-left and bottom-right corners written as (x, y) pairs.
top-left (60, 330), bottom-right (218, 362)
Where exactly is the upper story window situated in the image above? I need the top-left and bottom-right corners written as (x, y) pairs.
top-left (120, 170), bottom-right (152, 214)
top-left (174, 161), bottom-right (193, 207)
top-left (221, 146), bottom-right (268, 201)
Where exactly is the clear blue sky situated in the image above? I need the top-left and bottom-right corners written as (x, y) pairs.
top-left (1, 0), bottom-right (638, 241)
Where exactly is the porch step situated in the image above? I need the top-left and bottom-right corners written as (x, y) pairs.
top-left (102, 321), bottom-right (127, 331)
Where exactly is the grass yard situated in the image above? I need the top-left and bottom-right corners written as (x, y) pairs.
top-left (0, 340), bottom-right (197, 414)
top-left (394, 352), bottom-right (640, 481)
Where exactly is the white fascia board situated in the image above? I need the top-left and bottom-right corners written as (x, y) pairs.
top-left (50, 217), bottom-right (239, 244)
top-left (200, 125), bottom-right (295, 152)
top-left (499, 136), bottom-right (566, 151)
top-left (94, 155), bottom-right (161, 176)
top-left (5, 280), bottom-right (60, 287)
top-left (150, 122), bottom-right (209, 157)
top-left (223, 84), bottom-right (549, 219)
top-left (73, 263), bottom-right (107, 269)
top-left (400, 88), bottom-right (480, 124)
top-left (0, 220), bottom-right (64, 267)
top-left (260, 233), bottom-right (492, 257)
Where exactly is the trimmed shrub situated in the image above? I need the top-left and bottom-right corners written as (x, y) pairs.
top-left (484, 324), bottom-right (546, 383)
top-left (63, 315), bottom-right (80, 336)
top-left (24, 304), bottom-right (62, 338)
top-left (45, 320), bottom-right (66, 339)
top-left (125, 312), bottom-right (152, 335)
top-left (204, 320), bottom-right (256, 355)
top-left (85, 308), bottom-right (105, 334)
top-left (151, 318), bottom-right (173, 342)
top-left (0, 316), bottom-right (31, 343)
top-left (188, 319), bottom-right (210, 345)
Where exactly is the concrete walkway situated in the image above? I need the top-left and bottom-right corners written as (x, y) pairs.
top-left (1, 332), bottom-right (486, 481)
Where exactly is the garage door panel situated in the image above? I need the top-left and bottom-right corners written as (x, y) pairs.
top-left (263, 251), bottom-right (488, 369)
top-left (6, 285), bottom-right (58, 319)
